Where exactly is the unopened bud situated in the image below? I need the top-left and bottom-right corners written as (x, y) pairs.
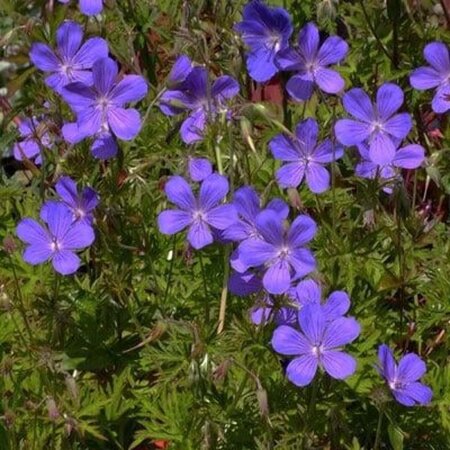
top-left (3, 235), bottom-right (16, 254)
top-left (46, 397), bottom-right (60, 421)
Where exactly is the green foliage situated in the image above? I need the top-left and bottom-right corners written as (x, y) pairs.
top-left (0, 0), bottom-right (449, 449)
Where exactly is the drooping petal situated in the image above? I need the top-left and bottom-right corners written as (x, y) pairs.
top-left (23, 244), bottom-right (53, 264)
top-left (13, 140), bottom-right (40, 161)
top-left (377, 344), bottom-right (396, 381)
top-left (159, 90), bottom-right (191, 116)
top-left (431, 85), bottom-right (450, 113)
top-left (255, 210), bottom-right (284, 245)
top-left (92, 57), bottom-right (118, 94)
top-left (81, 187), bottom-right (99, 212)
top-left (286, 74), bottom-right (314, 101)
top-left (299, 303), bottom-right (325, 345)
top-left (317, 36), bottom-right (349, 65)
top-left (29, 43), bottom-right (60, 72)
top-left (276, 47), bottom-right (302, 71)
top-left (355, 161), bottom-right (377, 179)
top-left (397, 353), bottom-right (427, 383)
top-left (206, 204), bottom-right (238, 230)
top-left (164, 176), bottom-right (195, 211)
top-left (321, 350), bottom-right (357, 379)
top-left (288, 215), bottom-right (316, 247)
top-left (323, 291), bottom-right (350, 320)
top-left (392, 390), bottom-right (415, 407)
top-left (286, 355), bottom-right (318, 387)
top-left (312, 139), bottom-right (343, 163)
top-left (52, 250), bottom-right (81, 275)
top-left (315, 68), bottom-right (345, 94)
top-left (376, 83), bottom-right (404, 120)
top-left (399, 382), bottom-right (432, 405)
top-left (263, 259), bottom-right (291, 294)
top-left (199, 173), bottom-right (229, 210)
top-left (410, 66), bottom-right (443, 90)
top-left (238, 238), bottom-right (277, 268)
top-left (157, 210), bottom-right (191, 235)
top-left (305, 162), bottom-right (330, 193)
top-left (322, 317), bottom-right (360, 349)
top-left (270, 134), bottom-right (300, 161)
top-left (168, 55), bottom-right (193, 86)
top-left (187, 220), bottom-right (213, 249)
top-left (295, 118), bottom-right (318, 153)
top-left (293, 279), bottom-right (321, 306)
top-left (79, 0), bottom-right (103, 16)
top-left (383, 113), bottom-right (413, 139)
top-left (56, 21), bottom-right (83, 59)
top-left (188, 157), bottom-right (212, 182)
top-left (276, 162), bottom-right (305, 188)
top-left (289, 248), bottom-right (316, 278)
top-left (91, 133), bottom-right (118, 159)
top-left (110, 75), bottom-right (148, 105)
top-left (107, 107), bottom-right (141, 140)
top-left (342, 88), bottom-right (374, 122)
top-left (246, 48), bottom-right (278, 83)
top-left (73, 37), bottom-right (108, 67)
top-left (271, 325), bottom-right (311, 356)
top-left (334, 119), bottom-right (371, 146)
top-left (297, 23), bottom-right (320, 62)
top-left (17, 218), bottom-right (50, 245)
top-left (62, 222), bottom-right (95, 249)
top-left (212, 75), bottom-right (239, 102)
top-left (228, 270), bottom-right (262, 296)
top-left (369, 132), bottom-right (396, 165)
top-left (423, 42), bottom-right (450, 73)
top-left (180, 109), bottom-right (207, 144)
top-left (392, 144), bottom-right (425, 169)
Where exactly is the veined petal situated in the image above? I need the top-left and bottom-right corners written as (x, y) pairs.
top-left (276, 47), bottom-right (302, 71)
top-left (55, 176), bottom-right (78, 207)
top-left (270, 133), bottom-right (300, 161)
top-left (29, 43), bottom-right (60, 72)
top-left (164, 176), bottom-right (195, 210)
top-left (376, 83), bottom-right (404, 120)
top-left (392, 144), bottom-right (425, 169)
top-left (295, 118), bottom-right (318, 153)
top-left (180, 109), bottom-right (207, 144)
top-left (383, 113), bottom-right (413, 139)
top-left (157, 210), bottom-right (191, 235)
top-left (107, 107), bottom-right (141, 140)
top-left (199, 173), bottom-right (229, 210)
top-left (317, 36), bottom-right (349, 65)
top-left (17, 218), bottom-right (50, 245)
top-left (369, 132), bottom-right (396, 165)
top-left (79, 0), bottom-right (103, 15)
top-left (44, 203), bottom-right (75, 239)
top-left (315, 68), bottom-right (345, 94)
top-left (206, 204), bottom-right (238, 230)
top-left (255, 210), bottom-right (284, 245)
top-left (410, 66), bottom-right (443, 90)
top-left (232, 186), bottom-right (260, 222)
top-left (397, 353), bottom-right (427, 383)
top-left (399, 382), bottom-right (432, 405)
top-left (238, 238), bottom-right (277, 267)
top-left (334, 119), bottom-right (371, 146)
top-left (312, 139), bottom-right (343, 163)
top-left (286, 355), bottom-right (318, 387)
top-left (93, 57), bottom-right (118, 94)
top-left (276, 162), bottom-right (305, 188)
top-left (110, 75), bottom-right (148, 105)
top-left (322, 317), bottom-right (360, 349)
top-left (424, 42), bottom-right (450, 73)
top-left (305, 162), bottom-right (330, 193)
top-left (91, 133), bottom-right (118, 159)
top-left (187, 220), bottom-right (213, 249)
top-left (73, 37), bottom-right (108, 67)
top-left (292, 279), bottom-right (321, 306)
top-left (246, 48), bottom-right (278, 83)
top-left (286, 75), bottom-right (314, 101)
top-left (62, 222), bottom-right (95, 249)
top-left (323, 291), bottom-right (350, 320)
top-left (212, 75), bottom-right (239, 102)
top-left (342, 88), bottom-right (374, 122)
top-left (61, 82), bottom-right (96, 112)
top-left (23, 244), bottom-right (53, 265)
top-left (77, 107), bottom-right (102, 137)
top-left (188, 157), bottom-right (212, 182)
top-left (52, 250), bottom-right (81, 275)
top-left (263, 259), bottom-right (291, 294)
top-left (432, 85), bottom-right (450, 113)
top-left (272, 325), bottom-right (311, 356)
top-left (377, 344), bottom-right (396, 381)
top-left (321, 350), bottom-right (357, 379)
top-left (299, 303), bottom-right (325, 345)
top-left (298, 23), bottom-right (319, 62)
top-left (56, 21), bottom-right (83, 59)
top-left (288, 215), bottom-right (316, 247)
top-left (289, 248), bottom-right (316, 278)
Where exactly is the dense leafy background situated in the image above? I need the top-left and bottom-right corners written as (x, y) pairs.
top-left (0, 0), bottom-right (449, 448)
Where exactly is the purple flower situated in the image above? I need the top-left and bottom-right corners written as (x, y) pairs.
top-left (58, 0), bottom-right (103, 16)
top-left (378, 345), bottom-right (432, 407)
top-left (410, 42), bottom-right (450, 114)
top-left (250, 295), bottom-right (297, 326)
top-left (41, 177), bottom-right (99, 225)
top-left (272, 303), bottom-right (360, 386)
top-left (270, 118), bottom-right (344, 193)
top-left (188, 157), bottom-right (213, 182)
top-left (334, 83), bottom-right (412, 165)
top-left (356, 141), bottom-right (425, 194)
top-left (235, 0), bottom-right (293, 82)
top-left (237, 210), bottom-right (317, 294)
top-left (229, 270), bottom-right (263, 296)
top-left (29, 21), bottom-right (108, 93)
top-left (277, 22), bottom-right (348, 101)
top-left (289, 279), bottom-right (350, 321)
top-left (16, 202), bottom-right (95, 275)
top-left (13, 118), bottom-right (52, 165)
top-left (61, 57), bottom-right (148, 159)
top-left (160, 62), bottom-right (239, 144)
top-left (157, 174), bottom-right (238, 250)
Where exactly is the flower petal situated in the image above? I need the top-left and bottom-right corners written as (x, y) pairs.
top-left (91, 133), bottom-right (118, 159)
top-left (187, 221), bottom-right (213, 249)
top-left (17, 218), bottom-right (50, 245)
top-left (263, 259), bottom-right (291, 294)
top-left (255, 210), bottom-right (284, 245)
top-left (288, 215), bottom-right (316, 247)
top-left (23, 244), bottom-right (52, 265)
top-left (276, 162), bottom-right (305, 188)
top-left (77, 107), bottom-right (102, 137)
top-left (399, 382), bottom-right (432, 405)
top-left (432, 85), bottom-right (450, 113)
top-left (289, 248), bottom-right (316, 278)
top-left (271, 325), bottom-right (311, 356)
top-left (246, 48), bottom-right (278, 83)
top-left (321, 350), bottom-right (357, 379)
top-left (229, 270), bottom-right (262, 296)
top-left (62, 222), bottom-right (95, 250)
top-left (107, 107), bottom-right (141, 141)
top-left (315, 68), bottom-right (345, 94)
top-left (305, 162), bottom-right (330, 193)
top-left (158, 210), bottom-right (191, 235)
top-left (317, 36), bottom-right (349, 65)
top-left (342, 88), bottom-right (374, 122)
top-left (56, 21), bottom-right (82, 59)
top-left (168, 55), bottom-right (193, 85)
top-left (376, 83), bottom-right (404, 120)
top-left (199, 173), bottom-right (229, 210)
top-left (180, 109), bottom-right (207, 144)
top-left (392, 144), bottom-right (425, 169)
top-left (238, 238), bottom-right (277, 268)
top-left (188, 157), bottom-right (212, 182)
top-left (44, 203), bottom-right (75, 239)
top-left (79, 0), bottom-right (103, 15)
top-left (212, 75), bottom-right (239, 102)
top-left (295, 118), bottom-right (318, 152)
top-left (383, 113), bottom-right (412, 139)
top-left (397, 353), bottom-right (427, 383)
top-left (424, 42), bottom-right (450, 73)
top-left (73, 37), bottom-right (108, 67)
top-left (377, 344), bottom-right (396, 381)
top-left (312, 139), bottom-right (343, 163)
top-left (29, 43), bottom-right (60, 72)
top-left (369, 132), bottom-right (396, 165)
top-left (110, 75), bottom-right (148, 105)
top-left (55, 176), bottom-right (78, 207)
top-left (93, 57), bottom-right (118, 95)
top-left (276, 47), bottom-right (302, 71)
top-left (286, 355), bottom-right (318, 387)
top-left (233, 186), bottom-right (260, 222)
top-left (61, 82), bottom-right (96, 112)
top-left (299, 303), bottom-right (324, 345)
top-left (298, 23), bottom-right (320, 62)
top-left (270, 133), bottom-right (299, 161)
top-left (206, 204), bottom-right (238, 230)
top-left (52, 250), bottom-right (81, 275)
top-left (410, 67), bottom-right (443, 90)
top-left (322, 317), bottom-right (360, 349)
top-left (292, 279), bottom-right (321, 306)
top-left (164, 176), bottom-right (195, 210)
top-left (286, 74), bottom-right (314, 101)
top-left (334, 119), bottom-right (371, 146)
top-left (323, 291), bottom-right (350, 320)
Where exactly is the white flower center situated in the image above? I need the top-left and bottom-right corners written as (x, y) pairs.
top-left (50, 238), bottom-right (61, 252)
top-left (193, 210), bottom-right (206, 222)
top-left (312, 345), bottom-right (324, 357)
top-left (278, 245), bottom-right (291, 259)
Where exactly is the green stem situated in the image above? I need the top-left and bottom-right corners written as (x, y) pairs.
top-left (374, 410), bottom-right (384, 450)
